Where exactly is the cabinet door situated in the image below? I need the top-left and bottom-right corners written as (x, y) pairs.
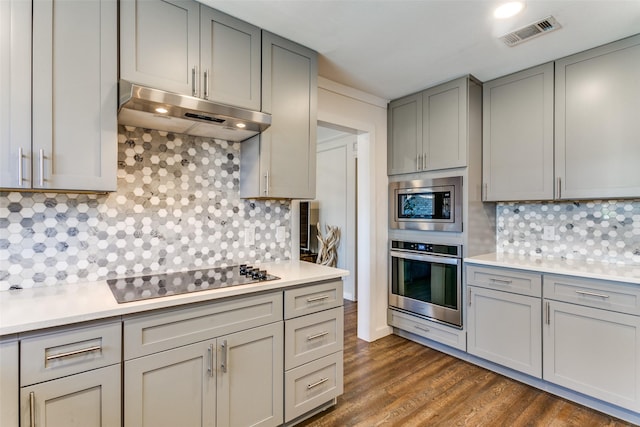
top-left (217, 322), bottom-right (283, 427)
top-left (0, 0), bottom-right (31, 189)
top-left (543, 300), bottom-right (640, 411)
top-left (387, 93), bottom-right (422, 175)
top-left (32, 0), bottom-right (117, 191)
top-left (124, 341), bottom-right (215, 427)
top-left (120, 0), bottom-right (200, 96)
top-left (483, 63), bottom-right (554, 201)
top-left (423, 77), bottom-right (467, 171)
top-left (0, 338), bottom-right (18, 427)
top-left (21, 364), bottom-right (121, 427)
top-left (467, 286), bottom-right (542, 377)
top-left (200, 6), bottom-right (261, 110)
top-left (555, 35), bottom-right (640, 199)
top-left (247, 31), bottom-right (317, 199)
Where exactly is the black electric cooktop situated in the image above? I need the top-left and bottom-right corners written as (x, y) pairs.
top-left (107, 265), bottom-right (279, 304)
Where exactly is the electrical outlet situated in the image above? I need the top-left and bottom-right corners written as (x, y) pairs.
top-left (244, 227), bottom-right (255, 246)
top-left (542, 225), bottom-right (555, 241)
top-left (276, 226), bottom-right (286, 243)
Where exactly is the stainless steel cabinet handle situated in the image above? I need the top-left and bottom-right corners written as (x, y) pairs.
top-left (38, 149), bottom-right (44, 187)
top-left (18, 147), bottom-right (24, 187)
top-left (307, 331), bottom-right (329, 341)
top-left (423, 153), bottom-right (427, 170)
top-left (307, 377), bottom-right (329, 390)
top-left (414, 325), bottom-right (430, 333)
top-left (490, 278), bottom-right (513, 285)
top-left (468, 288), bottom-right (472, 307)
top-left (207, 344), bottom-right (214, 377)
top-left (546, 301), bottom-right (551, 325)
top-left (263, 171), bottom-right (269, 196)
top-left (307, 295), bottom-right (329, 303)
top-left (557, 177), bottom-right (562, 199)
top-left (416, 154), bottom-right (420, 171)
top-left (192, 66), bottom-right (197, 96)
top-left (30, 391), bottom-right (35, 427)
top-left (203, 69), bottom-right (209, 99)
top-left (575, 290), bottom-right (610, 299)
top-left (220, 340), bottom-right (227, 373)
top-left (46, 345), bottom-right (101, 361)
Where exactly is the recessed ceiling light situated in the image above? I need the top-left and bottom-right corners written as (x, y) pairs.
top-left (236, 123), bottom-right (246, 129)
top-left (155, 107), bottom-right (168, 114)
top-left (494, 2), bottom-right (525, 19)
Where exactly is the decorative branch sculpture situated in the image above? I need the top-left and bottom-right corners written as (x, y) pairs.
top-left (316, 223), bottom-right (340, 267)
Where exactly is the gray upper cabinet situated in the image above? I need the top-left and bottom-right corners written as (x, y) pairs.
top-left (387, 76), bottom-right (473, 175)
top-left (241, 31), bottom-right (318, 199)
top-left (120, 0), bottom-right (261, 110)
top-left (555, 34), bottom-right (640, 200)
top-left (483, 63), bottom-right (554, 201)
top-left (1, 0), bottom-right (117, 192)
top-left (387, 94), bottom-right (421, 175)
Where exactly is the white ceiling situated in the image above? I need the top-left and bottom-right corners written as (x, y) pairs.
top-left (203, 0), bottom-right (640, 101)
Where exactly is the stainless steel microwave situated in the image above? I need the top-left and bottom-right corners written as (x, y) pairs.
top-left (389, 176), bottom-right (462, 232)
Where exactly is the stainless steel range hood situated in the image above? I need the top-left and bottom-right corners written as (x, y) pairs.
top-left (118, 80), bottom-right (271, 142)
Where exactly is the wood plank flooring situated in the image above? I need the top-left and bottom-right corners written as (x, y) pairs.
top-left (297, 300), bottom-right (635, 427)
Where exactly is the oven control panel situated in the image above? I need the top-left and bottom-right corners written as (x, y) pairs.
top-left (391, 240), bottom-right (461, 257)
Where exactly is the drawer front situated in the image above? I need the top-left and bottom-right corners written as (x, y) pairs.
top-left (388, 309), bottom-right (466, 351)
top-left (284, 280), bottom-right (343, 319)
top-left (124, 291), bottom-right (282, 360)
top-left (466, 264), bottom-right (542, 297)
top-left (285, 307), bottom-right (343, 370)
top-left (20, 320), bottom-right (122, 386)
top-left (544, 274), bottom-right (640, 315)
top-left (284, 351), bottom-right (343, 423)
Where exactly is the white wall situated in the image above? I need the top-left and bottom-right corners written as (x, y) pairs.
top-left (318, 77), bottom-right (390, 342)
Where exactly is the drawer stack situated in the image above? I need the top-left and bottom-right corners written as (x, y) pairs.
top-left (283, 280), bottom-right (344, 423)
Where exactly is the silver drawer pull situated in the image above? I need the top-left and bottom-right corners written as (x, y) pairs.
top-left (414, 325), bottom-right (430, 333)
top-left (307, 295), bottom-right (329, 303)
top-left (46, 345), bottom-right (102, 361)
top-left (490, 278), bottom-right (512, 285)
top-left (575, 290), bottom-right (610, 299)
top-left (307, 377), bottom-right (329, 390)
top-left (307, 331), bottom-right (329, 341)
top-left (30, 391), bottom-right (35, 427)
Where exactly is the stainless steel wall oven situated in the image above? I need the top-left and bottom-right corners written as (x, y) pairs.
top-left (389, 240), bottom-right (462, 327)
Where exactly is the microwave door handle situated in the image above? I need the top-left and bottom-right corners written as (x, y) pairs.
top-left (389, 250), bottom-right (460, 266)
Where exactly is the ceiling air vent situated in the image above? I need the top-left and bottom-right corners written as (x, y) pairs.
top-left (500, 16), bottom-right (561, 47)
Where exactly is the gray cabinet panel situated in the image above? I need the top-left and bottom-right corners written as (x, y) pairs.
top-left (555, 35), bottom-right (640, 199)
top-left (0, 337), bottom-right (18, 427)
top-left (0, 0), bottom-right (31, 189)
top-left (483, 63), bottom-right (554, 201)
top-left (387, 94), bottom-right (421, 175)
top-left (21, 364), bottom-right (121, 427)
top-left (241, 32), bottom-right (317, 199)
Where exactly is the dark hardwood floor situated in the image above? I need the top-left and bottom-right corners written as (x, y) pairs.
top-left (298, 300), bottom-right (635, 427)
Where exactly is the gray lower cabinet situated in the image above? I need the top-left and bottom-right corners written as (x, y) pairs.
top-left (0, 336), bottom-right (19, 427)
top-left (18, 320), bottom-right (122, 427)
top-left (241, 32), bottom-right (317, 199)
top-left (283, 281), bottom-right (344, 424)
top-left (120, 0), bottom-right (261, 110)
top-left (123, 292), bottom-right (284, 427)
top-left (555, 34), bottom-right (640, 200)
top-left (482, 62), bottom-right (554, 201)
top-left (1, 0), bottom-right (117, 191)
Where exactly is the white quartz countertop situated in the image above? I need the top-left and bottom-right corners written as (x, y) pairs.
top-left (465, 253), bottom-right (640, 285)
top-left (0, 261), bottom-right (349, 336)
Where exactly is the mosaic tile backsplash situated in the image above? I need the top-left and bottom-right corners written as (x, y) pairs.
top-left (0, 126), bottom-right (290, 290)
top-left (497, 201), bottom-right (640, 265)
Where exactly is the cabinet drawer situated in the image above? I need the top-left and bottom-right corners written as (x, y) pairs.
top-left (466, 264), bottom-right (541, 297)
top-left (20, 320), bottom-right (122, 386)
top-left (124, 291), bottom-right (282, 360)
top-left (285, 307), bottom-right (343, 370)
top-left (284, 351), bottom-right (343, 423)
top-left (284, 280), bottom-right (343, 319)
top-left (388, 309), bottom-right (466, 351)
top-left (544, 274), bottom-right (640, 315)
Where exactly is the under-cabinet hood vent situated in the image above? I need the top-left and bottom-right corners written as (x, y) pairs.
top-left (118, 80), bottom-right (271, 142)
top-left (500, 16), bottom-right (561, 47)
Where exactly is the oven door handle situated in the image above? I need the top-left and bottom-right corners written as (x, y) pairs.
top-left (389, 250), bottom-right (460, 265)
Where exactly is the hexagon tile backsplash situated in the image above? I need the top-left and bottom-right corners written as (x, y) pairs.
top-left (497, 201), bottom-right (640, 264)
top-left (0, 126), bottom-right (290, 290)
